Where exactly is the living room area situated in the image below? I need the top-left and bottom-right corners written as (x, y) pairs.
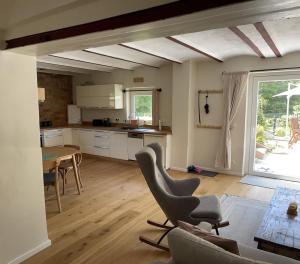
top-left (4, 1), bottom-right (300, 264)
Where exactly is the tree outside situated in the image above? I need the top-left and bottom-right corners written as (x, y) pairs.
top-left (134, 95), bottom-right (152, 120)
top-left (257, 80), bottom-right (300, 145)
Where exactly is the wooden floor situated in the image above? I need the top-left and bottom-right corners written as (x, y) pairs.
top-left (24, 155), bottom-right (274, 264)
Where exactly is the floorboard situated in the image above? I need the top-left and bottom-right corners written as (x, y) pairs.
top-left (24, 155), bottom-right (274, 264)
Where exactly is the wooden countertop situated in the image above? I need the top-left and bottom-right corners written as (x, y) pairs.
top-left (40, 125), bottom-right (172, 135)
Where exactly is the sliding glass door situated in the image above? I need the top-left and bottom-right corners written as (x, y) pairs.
top-left (247, 71), bottom-right (300, 182)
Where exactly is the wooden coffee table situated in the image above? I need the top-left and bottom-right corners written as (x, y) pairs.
top-left (254, 187), bottom-right (300, 260)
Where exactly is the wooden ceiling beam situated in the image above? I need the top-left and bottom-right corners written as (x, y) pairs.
top-left (6, 0), bottom-right (251, 49)
top-left (83, 49), bottom-right (159, 69)
top-left (119, 44), bottom-right (182, 64)
top-left (254, 22), bottom-right (281, 57)
top-left (229, 26), bottom-right (265, 58)
top-left (166, 36), bottom-right (223, 62)
top-left (49, 54), bottom-right (132, 71)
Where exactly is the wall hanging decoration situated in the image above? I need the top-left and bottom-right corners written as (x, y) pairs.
top-left (197, 89), bottom-right (223, 129)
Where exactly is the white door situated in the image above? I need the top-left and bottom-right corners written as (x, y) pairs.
top-left (127, 136), bottom-right (144, 160)
top-left (111, 132), bottom-right (128, 160)
top-left (79, 129), bottom-right (95, 154)
top-left (247, 71), bottom-right (300, 182)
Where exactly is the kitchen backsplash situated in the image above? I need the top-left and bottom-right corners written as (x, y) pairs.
top-left (38, 72), bottom-right (73, 127)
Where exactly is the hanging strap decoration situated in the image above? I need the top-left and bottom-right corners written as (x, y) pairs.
top-left (204, 92), bottom-right (209, 114)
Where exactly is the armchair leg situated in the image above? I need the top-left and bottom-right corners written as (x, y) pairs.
top-left (213, 221), bottom-right (229, 236)
top-left (147, 219), bottom-right (173, 229)
top-left (139, 226), bottom-right (175, 251)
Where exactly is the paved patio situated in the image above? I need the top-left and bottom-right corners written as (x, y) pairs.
top-left (255, 139), bottom-right (300, 179)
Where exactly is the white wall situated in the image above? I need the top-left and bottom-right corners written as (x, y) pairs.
top-left (0, 51), bottom-right (49, 264)
top-left (73, 64), bottom-right (173, 126)
top-left (193, 52), bottom-right (300, 176)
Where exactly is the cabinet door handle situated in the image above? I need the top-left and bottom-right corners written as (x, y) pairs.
top-left (94, 146), bottom-right (110, 149)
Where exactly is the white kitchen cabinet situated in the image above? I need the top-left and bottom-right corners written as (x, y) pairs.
top-left (63, 128), bottom-right (72, 145)
top-left (94, 131), bottom-right (111, 157)
top-left (79, 129), bottom-right (95, 154)
top-left (144, 134), bottom-right (172, 169)
top-left (72, 129), bottom-right (80, 145)
top-left (76, 84), bottom-right (123, 109)
top-left (111, 132), bottom-right (128, 160)
top-left (41, 129), bottom-right (64, 147)
top-left (127, 133), bottom-right (144, 160)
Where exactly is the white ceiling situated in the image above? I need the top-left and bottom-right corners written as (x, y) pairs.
top-left (37, 16), bottom-right (300, 74)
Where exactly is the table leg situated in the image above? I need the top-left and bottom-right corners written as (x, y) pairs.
top-left (72, 155), bottom-right (81, 195)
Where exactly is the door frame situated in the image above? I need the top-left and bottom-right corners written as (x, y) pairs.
top-left (245, 70), bottom-right (300, 182)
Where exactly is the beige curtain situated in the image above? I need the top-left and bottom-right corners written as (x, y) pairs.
top-left (215, 71), bottom-right (249, 169)
top-left (152, 89), bottom-right (160, 126)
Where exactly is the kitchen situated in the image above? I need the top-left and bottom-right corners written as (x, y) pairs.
top-left (38, 69), bottom-right (173, 172)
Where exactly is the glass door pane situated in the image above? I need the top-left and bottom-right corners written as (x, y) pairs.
top-left (253, 79), bottom-right (300, 180)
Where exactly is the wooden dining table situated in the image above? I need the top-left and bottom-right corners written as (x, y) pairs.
top-left (42, 146), bottom-right (81, 195)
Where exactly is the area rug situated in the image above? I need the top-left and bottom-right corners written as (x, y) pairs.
top-left (219, 195), bottom-right (268, 248)
top-left (240, 175), bottom-right (300, 191)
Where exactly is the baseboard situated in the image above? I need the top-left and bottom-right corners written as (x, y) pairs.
top-left (200, 166), bottom-right (242, 177)
top-left (170, 166), bottom-right (187, 172)
top-left (170, 165), bottom-right (242, 176)
top-left (8, 239), bottom-right (51, 264)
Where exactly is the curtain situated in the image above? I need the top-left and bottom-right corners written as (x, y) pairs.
top-left (215, 71), bottom-right (249, 169)
top-left (152, 89), bottom-right (160, 126)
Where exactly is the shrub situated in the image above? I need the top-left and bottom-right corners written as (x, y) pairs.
top-left (275, 127), bottom-right (285, 137)
top-left (256, 125), bottom-right (265, 144)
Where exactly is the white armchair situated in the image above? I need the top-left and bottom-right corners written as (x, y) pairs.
top-left (155, 227), bottom-right (299, 264)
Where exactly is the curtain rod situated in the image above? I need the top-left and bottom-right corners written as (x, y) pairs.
top-left (250, 67), bottom-right (300, 73)
top-left (222, 67), bottom-right (300, 75)
top-left (122, 88), bottom-right (162, 93)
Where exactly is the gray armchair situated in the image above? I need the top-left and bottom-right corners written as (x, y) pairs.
top-left (136, 144), bottom-right (228, 251)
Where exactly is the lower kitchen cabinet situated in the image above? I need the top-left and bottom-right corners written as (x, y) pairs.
top-left (79, 129), bottom-right (95, 154)
top-left (72, 129), bottom-right (80, 145)
top-left (110, 132), bottom-right (128, 160)
top-left (63, 128), bottom-right (72, 145)
top-left (144, 134), bottom-right (171, 169)
top-left (94, 131), bottom-right (111, 157)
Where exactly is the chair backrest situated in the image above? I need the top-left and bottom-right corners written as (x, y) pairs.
top-left (168, 228), bottom-right (263, 264)
top-left (290, 117), bottom-right (299, 130)
top-left (64, 144), bottom-right (82, 165)
top-left (136, 147), bottom-right (199, 225)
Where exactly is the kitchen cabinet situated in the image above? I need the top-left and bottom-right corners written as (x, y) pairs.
top-left (79, 129), bottom-right (95, 154)
top-left (111, 132), bottom-right (128, 160)
top-left (144, 134), bottom-right (171, 169)
top-left (72, 129), bottom-right (80, 145)
top-left (41, 129), bottom-right (64, 147)
top-left (63, 128), bottom-right (72, 145)
top-left (76, 84), bottom-right (123, 109)
top-left (127, 133), bottom-right (144, 161)
top-left (94, 131), bottom-right (111, 157)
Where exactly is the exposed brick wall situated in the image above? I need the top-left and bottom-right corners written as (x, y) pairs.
top-left (38, 72), bottom-right (73, 127)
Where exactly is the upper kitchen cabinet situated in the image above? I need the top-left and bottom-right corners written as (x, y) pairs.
top-left (76, 84), bottom-right (123, 109)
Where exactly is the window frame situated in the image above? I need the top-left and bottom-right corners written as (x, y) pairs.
top-left (129, 90), bottom-right (153, 124)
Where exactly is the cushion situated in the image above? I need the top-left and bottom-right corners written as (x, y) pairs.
top-left (168, 228), bottom-right (269, 264)
top-left (190, 195), bottom-right (221, 222)
top-left (43, 172), bottom-right (55, 185)
top-left (178, 221), bottom-right (240, 255)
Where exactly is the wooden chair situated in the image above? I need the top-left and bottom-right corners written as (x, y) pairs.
top-left (289, 117), bottom-right (300, 148)
top-left (44, 155), bottom-right (73, 213)
top-left (59, 145), bottom-right (83, 194)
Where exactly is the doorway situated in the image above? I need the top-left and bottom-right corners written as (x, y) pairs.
top-left (248, 71), bottom-right (300, 182)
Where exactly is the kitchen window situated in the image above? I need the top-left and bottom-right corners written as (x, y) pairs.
top-left (130, 91), bottom-right (153, 124)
